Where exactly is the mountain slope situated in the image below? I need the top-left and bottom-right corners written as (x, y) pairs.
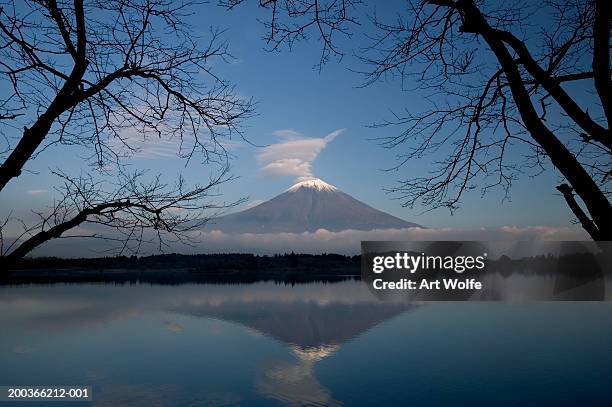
top-left (211, 178), bottom-right (421, 233)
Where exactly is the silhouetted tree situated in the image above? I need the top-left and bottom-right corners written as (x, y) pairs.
top-left (234, 0), bottom-right (611, 240)
top-left (221, 0), bottom-right (360, 69)
top-left (0, 0), bottom-right (253, 262)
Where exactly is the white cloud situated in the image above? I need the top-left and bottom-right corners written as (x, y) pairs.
top-left (108, 121), bottom-right (242, 160)
top-left (27, 225), bottom-right (589, 257)
top-left (218, 138), bottom-right (245, 152)
top-left (258, 129), bottom-right (344, 179)
top-left (196, 226), bottom-right (588, 255)
top-left (108, 126), bottom-right (180, 159)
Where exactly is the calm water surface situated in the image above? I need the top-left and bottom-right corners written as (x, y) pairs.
top-left (1, 281), bottom-right (611, 406)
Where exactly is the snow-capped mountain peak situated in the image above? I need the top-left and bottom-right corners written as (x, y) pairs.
top-left (211, 177), bottom-right (422, 233)
top-left (286, 178), bottom-right (338, 193)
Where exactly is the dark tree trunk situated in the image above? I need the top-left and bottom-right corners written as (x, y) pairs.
top-left (458, 0), bottom-right (612, 240)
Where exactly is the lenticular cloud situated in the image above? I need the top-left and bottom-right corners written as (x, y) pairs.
top-left (258, 129), bottom-right (343, 178)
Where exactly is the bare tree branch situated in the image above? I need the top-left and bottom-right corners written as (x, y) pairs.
top-left (592, 0), bottom-right (611, 126)
top-left (357, 0), bottom-right (611, 240)
top-left (557, 183), bottom-right (601, 239)
top-left (221, 0), bottom-right (360, 69)
top-left (0, 0), bottom-right (254, 191)
top-left (2, 166), bottom-right (243, 263)
top-left (0, 0), bottom-right (254, 261)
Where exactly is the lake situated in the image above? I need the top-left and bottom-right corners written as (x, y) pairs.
top-left (1, 281), bottom-right (611, 406)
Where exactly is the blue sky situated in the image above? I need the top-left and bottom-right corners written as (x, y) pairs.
top-left (1, 0), bottom-right (584, 233)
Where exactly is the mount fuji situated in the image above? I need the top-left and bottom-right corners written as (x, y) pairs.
top-left (210, 178), bottom-right (421, 233)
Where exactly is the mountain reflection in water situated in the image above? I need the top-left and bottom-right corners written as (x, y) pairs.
top-left (169, 289), bottom-right (414, 406)
top-left (1, 281), bottom-right (611, 406)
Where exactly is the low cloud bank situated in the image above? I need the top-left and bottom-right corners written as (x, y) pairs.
top-left (195, 226), bottom-right (588, 255)
top-left (28, 225), bottom-right (588, 258)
